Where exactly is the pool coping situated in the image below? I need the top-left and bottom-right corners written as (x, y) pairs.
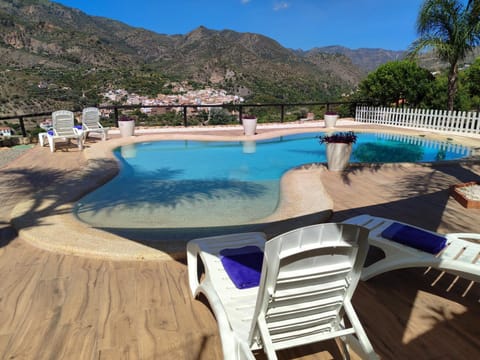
top-left (10, 121), bottom-right (480, 261)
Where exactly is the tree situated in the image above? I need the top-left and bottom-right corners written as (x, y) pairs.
top-left (409, 0), bottom-right (480, 110)
top-left (465, 57), bottom-right (480, 110)
top-left (358, 60), bottom-right (435, 107)
top-left (423, 71), bottom-right (472, 109)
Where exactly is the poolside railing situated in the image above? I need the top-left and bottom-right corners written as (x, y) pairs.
top-left (356, 106), bottom-right (480, 135)
top-left (1, 101), bottom-right (363, 137)
top-left (5, 102), bottom-right (480, 139)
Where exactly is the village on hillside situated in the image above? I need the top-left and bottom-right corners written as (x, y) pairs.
top-left (102, 86), bottom-right (243, 112)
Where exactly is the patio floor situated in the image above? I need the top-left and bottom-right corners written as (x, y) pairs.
top-left (1, 122), bottom-right (479, 359)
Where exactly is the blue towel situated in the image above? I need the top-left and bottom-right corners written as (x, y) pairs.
top-left (220, 246), bottom-right (264, 289)
top-left (47, 130), bottom-right (54, 135)
top-left (381, 222), bottom-right (447, 254)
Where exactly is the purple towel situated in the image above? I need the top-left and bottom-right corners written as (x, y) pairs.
top-left (220, 246), bottom-right (264, 289)
top-left (47, 130), bottom-right (54, 135)
top-left (381, 222), bottom-right (447, 254)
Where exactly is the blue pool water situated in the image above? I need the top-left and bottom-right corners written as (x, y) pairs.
top-left (74, 132), bottom-right (471, 238)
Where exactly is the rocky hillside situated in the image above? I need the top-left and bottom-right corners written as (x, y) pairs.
top-left (310, 46), bottom-right (405, 73)
top-left (0, 0), bottom-right (402, 116)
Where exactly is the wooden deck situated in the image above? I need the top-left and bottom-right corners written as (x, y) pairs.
top-left (1, 128), bottom-right (480, 359)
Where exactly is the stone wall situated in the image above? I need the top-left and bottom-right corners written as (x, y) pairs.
top-left (0, 136), bottom-right (32, 147)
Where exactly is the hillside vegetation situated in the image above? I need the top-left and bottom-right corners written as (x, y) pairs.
top-left (3, 0), bottom-right (473, 118)
top-left (0, 0), bottom-right (368, 116)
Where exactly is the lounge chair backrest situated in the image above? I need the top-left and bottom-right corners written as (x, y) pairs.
top-left (248, 223), bottom-right (369, 352)
top-left (82, 107), bottom-right (101, 129)
top-left (52, 110), bottom-right (76, 137)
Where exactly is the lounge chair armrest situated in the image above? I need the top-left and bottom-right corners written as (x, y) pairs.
top-left (447, 233), bottom-right (480, 241)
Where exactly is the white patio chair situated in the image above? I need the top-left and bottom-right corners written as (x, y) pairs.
top-left (187, 224), bottom-right (378, 359)
top-left (343, 214), bottom-right (480, 282)
top-left (47, 110), bottom-right (83, 152)
top-left (81, 107), bottom-right (109, 141)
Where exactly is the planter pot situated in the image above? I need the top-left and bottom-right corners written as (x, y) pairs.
top-left (242, 117), bottom-right (257, 136)
top-left (326, 142), bottom-right (353, 171)
top-left (119, 120), bottom-right (135, 137)
top-left (324, 114), bottom-right (339, 128)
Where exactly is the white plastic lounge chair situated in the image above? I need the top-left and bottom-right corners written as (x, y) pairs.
top-left (47, 110), bottom-right (83, 152)
top-left (343, 214), bottom-right (480, 282)
top-left (81, 107), bottom-right (109, 141)
top-left (187, 224), bottom-right (378, 360)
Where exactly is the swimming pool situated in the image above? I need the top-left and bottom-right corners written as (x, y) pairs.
top-left (74, 132), bottom-right (471, 240)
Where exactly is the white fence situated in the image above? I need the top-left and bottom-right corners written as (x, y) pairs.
top-left (355, 106), bottom-right (480, 135)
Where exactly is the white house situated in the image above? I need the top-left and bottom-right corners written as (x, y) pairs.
top-left (0, 127), bottom-right (13, 136)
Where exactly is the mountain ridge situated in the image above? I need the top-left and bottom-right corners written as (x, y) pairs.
top-left (309, 46), bottom-right (406, 72)
top-left (0, 0), bottom-right (414, 116)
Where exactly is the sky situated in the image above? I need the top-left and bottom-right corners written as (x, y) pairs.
top-left (53, 0), bottom-right (437, 51)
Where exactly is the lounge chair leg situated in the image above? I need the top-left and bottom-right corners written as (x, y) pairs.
top-left (335, 337), bottom-right (351, 360)
top-left (48, 138), bottom-right (55, 152)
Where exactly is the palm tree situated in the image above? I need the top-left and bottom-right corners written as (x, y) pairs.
top-left (409, 0), bottom-right (480, 110)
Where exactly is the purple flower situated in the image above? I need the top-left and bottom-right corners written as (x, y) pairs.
top-left (318, 131), bottom-right (357, 144)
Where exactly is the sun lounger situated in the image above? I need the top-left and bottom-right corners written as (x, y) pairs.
top-left (187, 224), bottom-right (378, 359)
top-left (47, 110), bottom-right (83, 152)
top-left (81, 107), bottom-right (109, 141)
top-left (343, 214), bottom-right (480, 282)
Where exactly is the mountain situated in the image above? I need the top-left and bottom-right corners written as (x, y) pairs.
top-left (0, 0), bottom-right (395, 116)
top-left (309, 46), bottom-right (406, 73)
top-left (314, 45), bottom-right (480, 74)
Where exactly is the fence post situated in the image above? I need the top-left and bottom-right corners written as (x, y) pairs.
top-left (114, 107), bottom-right (119, 127)
top-left (183, 106), bottom-right (188, 127)
top-left (443, 110), bottom-right (450, 131)
top-left (412, 107), bottom-right (419, 128)
top-left (280, 104), bottom-right (285, 123)
top-left (421, 108), bottom-right (427, 129)
top-left (19, 116), bottom-right (27, 137)
top-left (464, 112), bottom-right (472, 133)
top-left (425, 109), bottom-right (431, 129)
top-left (459, 111), bottom-right (466, 133)
top-left (238, 105), bottom-right (243, 123)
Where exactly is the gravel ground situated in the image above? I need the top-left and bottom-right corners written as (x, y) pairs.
top-left (0, 145), bottom-right (34, 169)
top-left (457, 184), bottom-right (480, 200)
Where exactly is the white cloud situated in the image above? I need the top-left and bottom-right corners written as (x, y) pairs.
top-left (241, 0), bottom-right (251, 4)
top-left (273, 1), bottom-right (289, 11)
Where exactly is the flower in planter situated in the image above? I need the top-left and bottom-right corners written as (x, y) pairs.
top-left (242, 114), bottom-right (257, 119)
top-left (119, 116), bottom-right (135, 122)
top-left (318, 131), bottom-right (357, 144)
top-left (324, 111), bottom-right (338, 116)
